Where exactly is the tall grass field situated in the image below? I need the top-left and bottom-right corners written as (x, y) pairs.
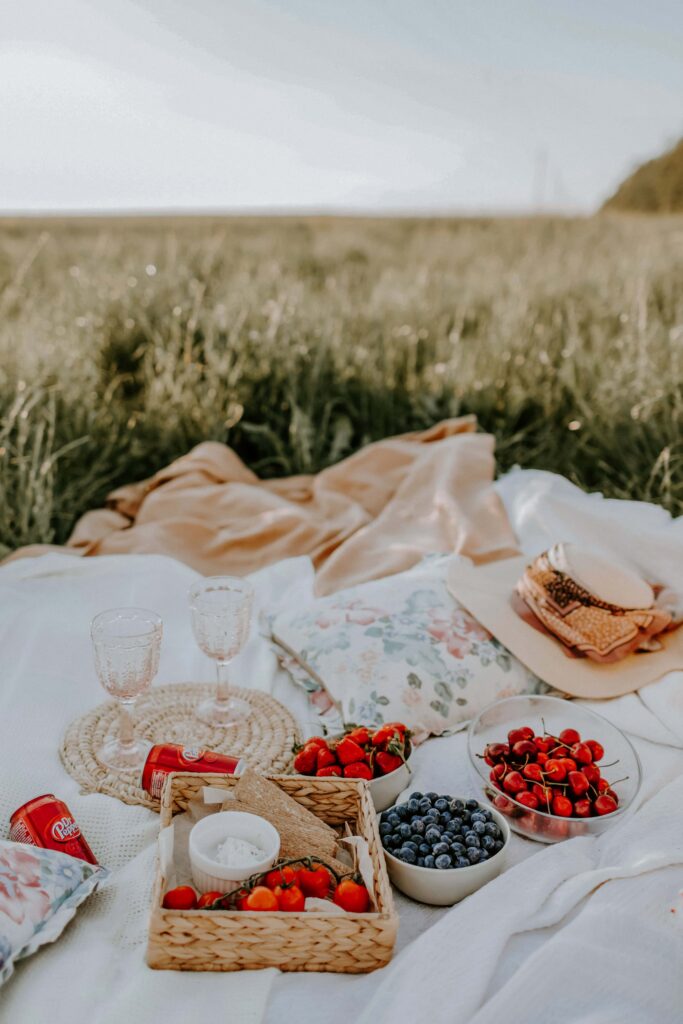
top-left (0, 214), bottom-right (681, 555)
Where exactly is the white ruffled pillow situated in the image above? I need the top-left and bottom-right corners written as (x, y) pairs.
top-left (0, 840), bottom-right (106, 985)
top-left (272, 556), bottom-right (549, 741)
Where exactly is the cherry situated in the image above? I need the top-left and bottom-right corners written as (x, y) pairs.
top-left (512, 740), bottom-right (537, 757)
top-left (494, 794), bottom-right (513, 814)
top-left (519, 726), bottom-right (535, 740)
top-left (552, 794), bottom-right (574, 817)
top-left (597, 777), bottom-right (610, 793)
top-left (605, 788), bottom-right (620, 804)
top-left (583, 763), bottom-right (601, 785)
top-left (503, 771), bottom-right (527, 794)
top-left (517, 791), bottom-right (539, 810)
top-left (507, 728), bottom-right (528, 745)
top-left (492, 762), bottom-right (507, 779)
top-left (585, 739), bottom-right (604, 761)
top-left (534, 736), bottom-right (552, 753)
top-left (559, 757), bottom-right (578, 773)
top-left (522, 762), bottom-right (543, 783)
top-left (594, 794), bottom-right (618, 816)
top-left (532, 783), bottom-right (552, 807)
top-left (568, 770), bottom-right (590, 796)
top-left (573, 798), bottom-right (592, 817)
top-left (485, 742), bottom-right (509, 761)
top-left (544, 759), bottom-right (567, 783)
top-left (559, 728), bottom-right (581, 745)
top-left (571, 742), bottom-right (593, 765)
top-left (536, 752), bottom-right (549, 766)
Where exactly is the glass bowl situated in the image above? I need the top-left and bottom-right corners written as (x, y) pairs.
top-left (467, 695), bottom-right (642, 843)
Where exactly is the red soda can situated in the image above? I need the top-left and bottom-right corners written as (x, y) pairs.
top-left (9, 794), bottom-right (98, 865)
top-left (140, 744), bottom-right (244, 800)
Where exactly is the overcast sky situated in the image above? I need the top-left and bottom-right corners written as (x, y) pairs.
top-left (1, 0), bottom-right (681, 214)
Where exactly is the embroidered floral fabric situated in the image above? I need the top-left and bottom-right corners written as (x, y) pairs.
top-left (272, 556), bottom-right (550, 740)
top-left (0, 840), bottom-right (106, 985)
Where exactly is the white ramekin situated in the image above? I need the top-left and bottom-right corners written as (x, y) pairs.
top-left (188, 811), bottom-right (280, 894)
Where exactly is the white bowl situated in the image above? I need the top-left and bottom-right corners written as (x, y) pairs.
top-left (382, 801), bottom-right (510, 906)
top-left (369, 752), bottom-right (413, 812)
top-left (188, 811), bottom-right (280, 894)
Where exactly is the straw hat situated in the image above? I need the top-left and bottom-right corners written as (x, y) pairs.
top-left (447, 547), bottom-right (683, 699)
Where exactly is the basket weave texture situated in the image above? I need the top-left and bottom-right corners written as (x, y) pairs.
top-left (147, 772), bottom-right (398, 973)
top-left (60, 683), bottom-right (300, 809)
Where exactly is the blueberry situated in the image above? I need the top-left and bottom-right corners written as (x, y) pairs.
top-left (379, 822), bottom-right (392, 836)
top-left (418, 843), bottom-right (430, 856)
top-left (425, 827), bottom-right (442, 844)
top-left (418, 799), bottom-right (432, 813)
top-left (449, 799), bottom-right (464, 813)
top-left (416, 857), bottom-right (425, 867)
top-left (434, 798), bottom-right (449, 812)
top-left (398, 846), bottom-right (417, 864)
top-left (450, 817), bottom-right (463, 832)
top-left (409, 791), bottom-right (423, 802)
top-left (398, 823), bottom-right (412, 840)
top-left (466, 799), bottom-right (480, 810)
top-left (411, 818), bottom-right (425, 834)
top-left (410, 834), bottom-right (423, 846)
top-left (456, 856), bottom-right (471, 869)
top-left (384, 834), bottom-right (399, 848)
top-left (396, 804), bottom-right (410, 820)
top-left (470, 813), bottom-right (486, 824)
top-left (464, 833), bottom-right (479, 847)
top-left (445, 820), bottom-right (459, 835)
top-left (481, 809), bottom-right (493, 821)
top-left (387, 813), bottom-right (400, 828)
top-left (481, 835), bottom-right (496, 852)
top-left (403, 841), bottom-right (418, 854)
top-left (424, 810), bottom-right (440, 823)
top-left (467, 848), bottom-right (482, 864)
top-left (450, 842), bottom-right (466, 857)
top-left (484, 823), bottom-right (500, 837)
top-left (435, 854), bottom-right (452, 869)
top-left (425, 792), bottom-right (439, 803)
top-left (424, 855), bottom-right (435, 868)
top-left (473, 821), bottom-right (486, 835)
top-left (493, 840), bottom-right (504, 852)
top-left (407, 799), bottom-right (420, 814)
top-left (479, 850), bottom-right (489, 861)
top-left (439, 811), bottom-right (452, 825)
top-left (432, 842), bottom-right (450, 856)
top-left (461, 811), bottom-right (471, 824)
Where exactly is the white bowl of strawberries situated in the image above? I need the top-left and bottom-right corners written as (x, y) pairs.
top-left (468, 696), bottom-right (642, 843)
top-left (292, 723), bottom-right (412, 812)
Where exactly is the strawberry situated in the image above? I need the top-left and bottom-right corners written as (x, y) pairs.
top-left (316, 765), bottom-right (342, 777)
top-left (346, 727), bottom-right (372, 747)
top-left (293, 747), bottom-right (318, 774)
top-left (371, 723), bottom-right (408, 747)
top-left (374, 751), bottom-right (403, 776)
top-left (335, 737), bottom-right (367, 766)
top-left (316, 747), bottom-right (337, 770)
top-left (343, 762), bottom-right (373, 780)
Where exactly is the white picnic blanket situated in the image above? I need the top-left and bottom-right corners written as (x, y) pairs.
top-left (0, 468), bottom-right (682, 1023)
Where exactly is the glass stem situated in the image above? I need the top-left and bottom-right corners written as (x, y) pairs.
top-left (119, 700), bottom-right (136, 750)
top-left (216, 661), bottom-right (231, 704)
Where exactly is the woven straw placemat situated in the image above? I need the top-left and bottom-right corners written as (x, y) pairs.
top-left (60, 682), bottom-right (300, 810)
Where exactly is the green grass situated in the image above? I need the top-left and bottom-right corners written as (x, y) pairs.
top-left (1, 213), bottom-right (682, 555)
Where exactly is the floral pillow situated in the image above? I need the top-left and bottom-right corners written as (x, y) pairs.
top-left (272, 555), bottom-right (550, 741)
top-left (0, 840), bottom-right (107, 985)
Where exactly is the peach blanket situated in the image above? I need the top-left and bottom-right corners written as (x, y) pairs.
top-left (12, 417), bottom-right (517, 595)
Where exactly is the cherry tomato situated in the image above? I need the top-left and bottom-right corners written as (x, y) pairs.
top-left (244, 886), bottom-right (279, 911)
top-left (197, 890), bottom-right (226, 909)
top-left (297, 863), bottom-right (332, 899)
top-left (333, 878), bottom-right (370, 913)
top-left (162, 885), bottom-right (197, 910)
top-left (264, 865), bottom-right (298, 890)
top-left (273, 884), bottom-right (305, 912)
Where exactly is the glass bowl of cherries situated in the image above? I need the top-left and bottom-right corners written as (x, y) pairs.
top-left (467, 695), bottom-right (642, 843)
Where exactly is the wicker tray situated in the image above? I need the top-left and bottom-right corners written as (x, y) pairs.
top-left (147, 772), bottom-right (398, 973)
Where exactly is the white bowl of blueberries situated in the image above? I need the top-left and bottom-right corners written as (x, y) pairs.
top-left (378, 791), bottom-right (510, 906)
